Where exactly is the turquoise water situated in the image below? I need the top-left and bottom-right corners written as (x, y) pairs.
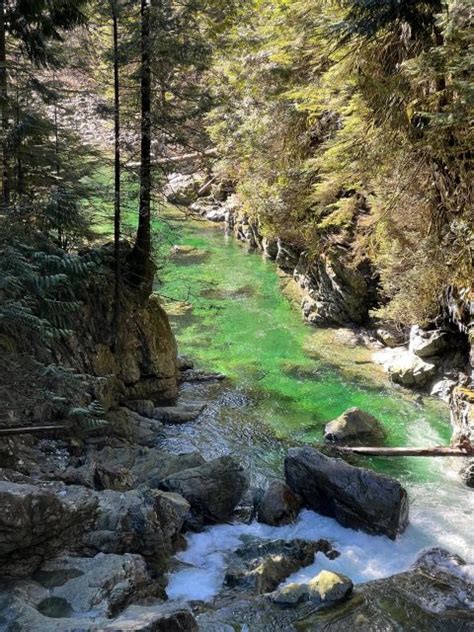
top-left (158, 209), bottom-right (473, 600)
top-left (157, 210), bottom-right (452, 482)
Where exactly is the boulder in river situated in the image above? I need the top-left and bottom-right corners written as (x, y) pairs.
top-left (285, 447), bottom-right (409, 539)
top-left (225, 538), bottom-right (337, 595)
top-left (159, 455), bottom-right (249, 526)
top-left (270, 570), bottom-right (353, 608)
top-left (152, 402), bottom-right (206, 424)
top-left (257, 480), bottom-right (302, 526)
top-left (324, 407), bottom-right (385, 444)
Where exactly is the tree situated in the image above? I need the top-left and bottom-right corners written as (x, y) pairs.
top-left (129, 0), bottom-right (153, 287)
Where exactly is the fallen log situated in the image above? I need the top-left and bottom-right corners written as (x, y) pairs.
top-left (334, 445), bottom-right (473, 457)
top-left (0, 424), bottom-right (68, 437)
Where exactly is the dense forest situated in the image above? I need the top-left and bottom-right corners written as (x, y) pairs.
top-left (0, 1), bottom-right (472, 630)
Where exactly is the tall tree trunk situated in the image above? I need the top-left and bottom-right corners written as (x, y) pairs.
top-left (130, 0), bottom-right (152, 287)
top-left (112, 1), bottom-right (121, 346)
top-left (0, 0), bottom-right (9, 208)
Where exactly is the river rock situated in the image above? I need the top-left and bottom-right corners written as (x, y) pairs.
top-left (196, 547), bottom-right (473, 631)
top-left (159, 455), bottom-right (249, 525)
top-left (0, 481), bottom-right (98, 577)
top-left (102, 603), bottom-right (198, 631)
top-left (262, 237), bottom-right (278, 260)
top-left (125, 399), bottom-right (155, 418)
top-left (430, 377), bottom-right (457, 403)
top-left (152, 402), bottom-right (206, 423)
top-left (84, 489), bottom-right (189, 569)
top-left (285, 447), bottom-right (409, 539)
top-left (270, 570), bottom-right (353, 608)
top-left (164, 172), bottom-right (203, 205)
top-left (374, 347), bottom-right (438, 387)
top-left (225, 538), bottom-right (336, 595)
top-left (257, 480), bottom-right (302, 526)
top-left (0, 570), bottom-right (196, 631)
top-left (324, 407), bottom-right (385, 444)
top-left (409, 325), bottom-right (449, 358)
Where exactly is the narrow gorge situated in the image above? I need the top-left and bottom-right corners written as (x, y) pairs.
top-left (0, 1), bottom-right (472, 630)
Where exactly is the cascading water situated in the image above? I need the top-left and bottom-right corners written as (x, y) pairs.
top-left (153, 209), bottom-right (473, 603)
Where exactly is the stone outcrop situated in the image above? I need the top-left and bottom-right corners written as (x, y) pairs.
top-left (256, 480), bottom-right (302, 526)
top-left (0, 554), bottom-right (197, 631)
top-left (0, 481), bottom-right (98, 577)
top-left (324, 407), bottom-right (385, 444)
top-left (55, 243), bottom-right (179, 411)
top-left (160, 455), bottom-right (249, 527)
top-left (285, 447), bottom-right (409, 539)
top-left (409, 326), bottom-right (449, 358)
top-left (85, 489), bottom-right (189, 569)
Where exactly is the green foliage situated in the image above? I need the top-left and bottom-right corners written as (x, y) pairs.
top-left (207, 0), bottom-right (472, 325)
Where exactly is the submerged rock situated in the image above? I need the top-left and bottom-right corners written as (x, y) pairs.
top-left (256, 480), bottom-right (302, 526)
top-left (225, 538), bottom-right (337, 595)
top-left (152, 402), bottom-right (206, 424)
top-left (324, 407), bottom-right (385, 444)
top-left (270, 570), bottom-right (353, 608)
top-left (160, 455), bottom-right (249, 526)
top-left (285, 447), bottom-right (409, 539)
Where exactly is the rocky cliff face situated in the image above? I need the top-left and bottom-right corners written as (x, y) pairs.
top-left (54, 243), bottom-right (179, 412)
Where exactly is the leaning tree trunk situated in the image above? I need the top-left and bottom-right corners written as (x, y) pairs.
top-left (112, 0), bottom-right (122, 346)
top-left (0, 0), bottom-right (9, 208)
top-left (129, 0), bottom-right (153, 288)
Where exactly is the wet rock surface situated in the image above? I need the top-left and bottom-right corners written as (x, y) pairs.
top-left (269, 569), bottom-right (353, 608)
top-left (160, 455), bottom-right (249, 527)
top-left (257, 480), bottom-right (302, 526)
top-left (0, 481), bottom-right (98, 577)
top-left (285, 448), bottom-right (409, 539)
top-left (324, 407), bottom-right (385, 444)
top-left (224, 538), bottom-right (338, 595)
top-left (196, 548), bottom-right (474, 631)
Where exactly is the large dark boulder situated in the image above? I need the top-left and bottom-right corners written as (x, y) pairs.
top-left (160, 455), bottom-right (249, 525)
top-left (284, 448), bottom-right (408, 539)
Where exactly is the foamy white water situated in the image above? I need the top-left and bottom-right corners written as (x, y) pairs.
top-left (167, 478), bottom-right (474, 602)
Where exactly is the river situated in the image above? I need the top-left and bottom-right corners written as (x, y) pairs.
top-left (152, 208), bottom-right (473, 602)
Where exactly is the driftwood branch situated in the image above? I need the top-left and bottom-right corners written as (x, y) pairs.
top-left (0, 424), bottom-right (68, 437)
top-left (335, 446), bottom-right (473, 457)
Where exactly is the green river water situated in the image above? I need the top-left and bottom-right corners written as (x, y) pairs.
top-left (93, 184), bottom-right (471, 597)
top-left (156, 208), bottom-right (451, 484)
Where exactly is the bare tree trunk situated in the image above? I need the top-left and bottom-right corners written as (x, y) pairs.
top-left (334, 445), bottom-right (473, 458)
top-left (112, 0), bottom-right (121, 346)
top-left (0, 0), bottom-right (9, 208)
top-left (130, 0), bottom-right (152, 287)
